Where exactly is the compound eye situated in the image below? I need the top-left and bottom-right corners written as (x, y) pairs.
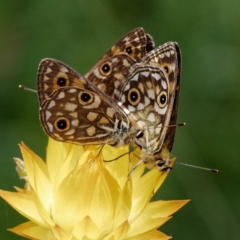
top-left (54, 117), bottom-right (70, 131)
top-left (136, 130), bottom-right (144, 138)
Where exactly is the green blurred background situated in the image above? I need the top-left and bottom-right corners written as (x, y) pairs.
top-left (1, 1), bottom-right (239, 239)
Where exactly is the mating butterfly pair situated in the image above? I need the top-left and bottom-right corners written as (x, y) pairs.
top-left (37, 28), bottom-right (181, 172)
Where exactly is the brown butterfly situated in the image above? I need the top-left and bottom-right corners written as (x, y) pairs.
top-left (113, 42), bottom-right (181, 171)
top-left (38, 29), bottom-right (181, 172)
top-left (38, 28), bottom-right (153, 146)
top-left (38, 27), bottom-right (154, 104)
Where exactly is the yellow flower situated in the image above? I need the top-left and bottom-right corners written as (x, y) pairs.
top-left (0, 138), bottom-right (189, 240)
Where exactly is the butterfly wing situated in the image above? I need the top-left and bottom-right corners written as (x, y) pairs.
top-left (142, 42), bottom-right (181, 155)
top-left (38, 60), bottom-right (130, 145)
top-left (37, 58), bottom-right (89, 104)
top-left (85, 53), bottom-right (136, 96)
top-left (114, 42), bottom-right (181, 153)
top-left (85, 27), bottom-right (154, 77)
top-left (114, 64), bottom-right (170, 152)
top-left (38, 28), bottom-right (154, 103)
top-left (40, 86), bottom-right (130, 145)
top-left (85, 28), bottom-right (155, 96)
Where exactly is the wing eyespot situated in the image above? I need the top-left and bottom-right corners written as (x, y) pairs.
top-left (54, 117), bottom-right (70, 131)
top-left (157, 91), bottom-right (168, 108)
top-left (126, 46), bottom-right (133, 55)
top-left (78, 91), bottom-right (94, 105)
top-left (57, 77), bottom-right (67, 86)
top-left (100, 62), bottom-right (112, 76)
top-left (128, 88), bottom-right (141, 106)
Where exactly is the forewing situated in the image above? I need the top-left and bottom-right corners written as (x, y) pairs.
top-left (86, 53), bottom-right (136, 96)
top-left (37, 58), bottom-right (89, 104)
top-left (85, 27), bottom-right (155, 79)
top-left (40, 86), bottom-right (128, 145)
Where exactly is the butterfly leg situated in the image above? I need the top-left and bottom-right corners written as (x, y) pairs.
top-left (127, 153), bottom-right (143, 177)
top-left (88, 144), bottom-right (106, 168)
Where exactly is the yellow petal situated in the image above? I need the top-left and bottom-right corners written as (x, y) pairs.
top-left (20, 143), bottom-right (53, 214)
top-left (0, 190), bottom-right (51, 227)
top-left (125, 229), bottom-right (171, 240)
top-left (46, 138), bottom-right (84, 183)
top-left (130, 168), bottom-right (165, 221)
top-left (72, 216), bottom-right (100, 239)
top-left (126, 216), bottom-right (170, 238)
top-left (9, 221), bottom-right (56, 240)
top-left (144, 200), bottom-right (190, 218)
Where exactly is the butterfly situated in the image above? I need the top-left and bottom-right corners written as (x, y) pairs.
top-left (38, 29), bottom-right (181, 172)
top-left (38, 27), bottom-right (154, 104)
top-left (114, 42), bottom-right (181, 171)
top-left (38, 28), bottom-right (153, 146)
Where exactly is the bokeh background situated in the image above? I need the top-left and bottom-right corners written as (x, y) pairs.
top-left (1, 1), bottom-right (239, 239)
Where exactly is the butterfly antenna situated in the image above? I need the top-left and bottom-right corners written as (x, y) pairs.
top-left (176, 162), bottom-right (218, 173)
top-left (142, 122), bottom-right (186, 133)
top-left (168, 122), bottom-right (186, 128)
top-left (19, 85), bottom-right (37, 93)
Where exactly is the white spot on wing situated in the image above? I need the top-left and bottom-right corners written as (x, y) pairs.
top-left (141, 71), bottom-right (150, 77)
top-left (45, 110), bottom-right (52, 121)
top-left (87, 112), bottom-right (98, 121)
top-left (161, 80), bottom-right (167, 90)
top-left (46, 68), bottom-right (52, 74)
top-left (160, 54), bottom-right (165, 59)
top-left (128, 105), bottom-right (136, 112)
top-left (43, 75), bottom-right (49, 81)
top-left (124, 83), bottom-right (130, 91)
top-left (137, 103), bottom-right (144, 110)
top-left (147, 113), bottom-right (155, 122)
top-left (87, 126), bottom-right (96, 136)
top-left (71, 119), bottom-right (79, 127)
top-left (114, 72), bottom-right (124, 80)
top-left (60, 66), bottom-right (69, 73)
top-left (137, 120), bottom-right (146, 128)
top-left (47, 122), bottom-right (53, 132)
top-left (68, 88), bottom-right (77, 93)
top-left (121, 94), bottom-right (126, 103)
top-left (155, 123), bottom-right (162, 134)
top-left (165, 51), bottom-right (170, 58)
top-left (152, 72), bottom-right (160, 81)
top-left (123, 59), bottom-right (131, 67)
top-left (70, 112), bottom-right (78, 118)
top-left (44, 83), bottom-right (49, 90)
top-left (155, 102), bottom-right (167, 115)
top-left (65, 102), bottom-right (78, 111)
top-left (147, 89), bottom-right (155, 99)
top-left (65, 129), bottom-right (75, 135)
top-left (144, 96), bottom-right (150, 106)
top-left (57, 92), bottom-right (65, 99)
top-left (47, 101), bottom-right (56, 109)
top-left (131, 73), bottom-right (139, 81)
